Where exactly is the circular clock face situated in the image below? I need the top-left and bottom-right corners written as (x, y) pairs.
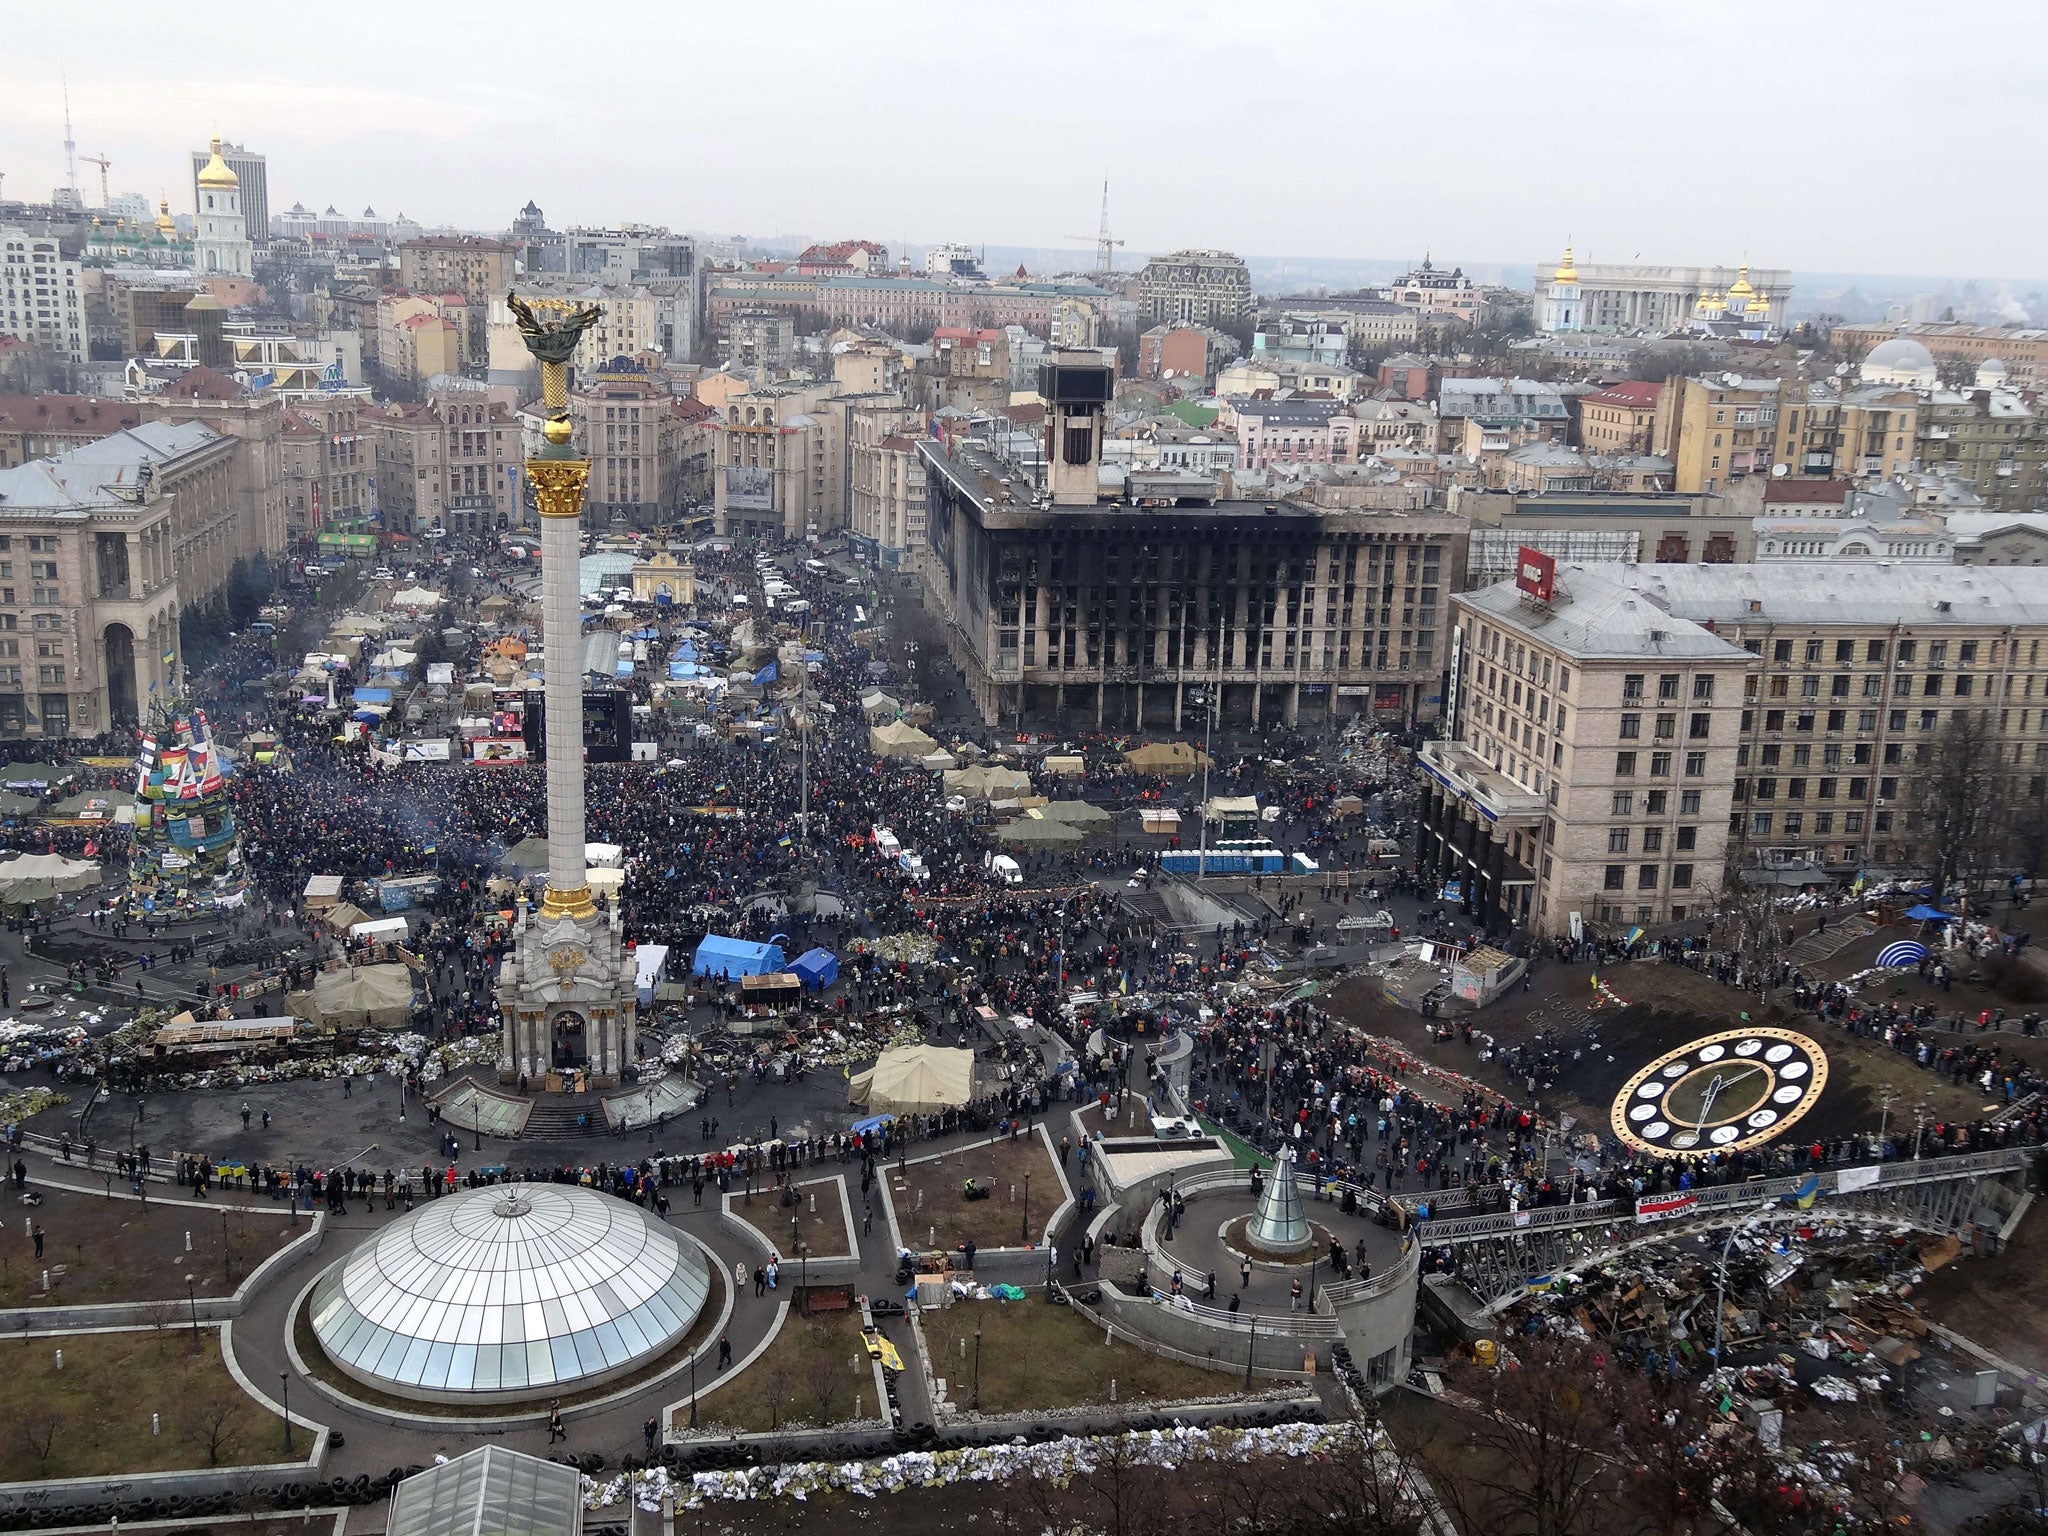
top-left (1610, 1027), bottom-right (1828, 1156)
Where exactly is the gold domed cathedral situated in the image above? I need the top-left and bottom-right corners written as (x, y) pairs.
top-left (193, 138), bottom-right (252, 278)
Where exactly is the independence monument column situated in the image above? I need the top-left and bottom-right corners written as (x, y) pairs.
top-left (495, 294), bottom-right (638, 1089)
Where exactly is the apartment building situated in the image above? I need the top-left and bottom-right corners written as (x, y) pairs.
top-left (1420, 564), bottom-right (1753, 935)
top-left (398, 237), bottom-right (513, 358)
top-left (569, 358), bottom-right (683, 530)
top-left (847, 399), bottom-right (926, 570)
top-left (1577, 381), bottom-right (1661, 454)
top-left (713, 380), bottom-right (845, 542)
top-left (280, 399), bottom-right (369, 541)
top-left (1136, 250), bottom-right (1253, 325)
top-left (369, 386), bottom-right (524, 536)
top-left (1915, 389), bottom-right (2046, 510)
top-left (0, 225), bottom-right (86, 364)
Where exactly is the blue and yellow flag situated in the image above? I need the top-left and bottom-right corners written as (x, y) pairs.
top-left (1784, 1173), bottom-right (1821, 1210)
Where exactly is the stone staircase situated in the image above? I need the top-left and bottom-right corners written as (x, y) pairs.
top-left (1786, 913), bottom-right (1876, 968)
top-left (520, 1100), bottom-right (609, 1140)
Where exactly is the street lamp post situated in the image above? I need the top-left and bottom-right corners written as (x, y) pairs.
top-left (1244, 1313), bottom-right (1257, 1390)
top-left (688, 1349), bottom-right (698, 1429)
top-left (972, 1326), bottom-right (982, 1410)
top-left (185, 1274), bottom-right (198, 1342)
top-left (280, 1371), bottom-right (293, 1455)
top-left (1021, 1171), bottom-right (1031, 1244)
top-left (1711, 1217), bottom-right (1764, 1367)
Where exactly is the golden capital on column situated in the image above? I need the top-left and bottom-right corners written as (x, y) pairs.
top-left (527, 456), bottom-right (590, 520)
top-left (540, 882), bottom-right (598, 921)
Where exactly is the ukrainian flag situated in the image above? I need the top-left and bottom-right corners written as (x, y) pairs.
top-left (1784, 1173), bottom-right (1821, 1210)
top-left (162, 649), bottom-right (176, 666)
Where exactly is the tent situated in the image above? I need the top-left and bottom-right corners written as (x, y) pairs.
top-left (390, 586), bottom-right (443, 608)
top-left (918, 751), bottom-right (958, 771)
top-left (1124, 740), bottom-right (1211, 775)
top-left (1904, 903), bottom-right (1956, 922)
top-left (870, 720), bottom-right (937, 759)
top-left (323, 899), bottom-right (373, 933)
top-left (790, 947), bottom-right (840, 990)
top-left (0, 851), bottom-right (99, 893)
top-left (0, 791), bottom-right (41, 818)
top-left (46, 789), bottom-right (136, 821)
top-left (498, 836), bottom-right (552, 872)
top-left (1039, 799), bottom-right (1112, 827)
top-left (860, 690), bottom-right (902, 723)
top-left (848, 1044), bottom-right (975, 1113)
top-left (692, 934), bottom-right (787, 979)
top-left (296, 963), bottom-right (415, 1029)
top-left (0, 762), bottom-right (75, 793)
top-left (944, 765), bottom-right (1032, 801)
top-left (997, 816), bottom-right (1086, 847)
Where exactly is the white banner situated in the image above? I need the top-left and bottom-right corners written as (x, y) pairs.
top-left (1835, 1164), bottom-right (1880, 1193)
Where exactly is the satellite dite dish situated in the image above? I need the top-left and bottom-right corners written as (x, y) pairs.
top-left (1835, 362), bottom-right (1851, 376)
top-left (1772, 463), bottom-right (1789, 476)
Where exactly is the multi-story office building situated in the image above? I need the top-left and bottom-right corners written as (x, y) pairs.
top-left (136, 368), bottom-right (287, 568)
top-left (280, 398), bottom-right (370, 541)
top-left (369, 385), bottom-right (523, 537)
top-left (1428, 560), bottom-right (2048, 933)
top-left (712, 380), bottom-right (845, 542)
top-left (1, 225), bottom-right (86, 364)
top-left (1137, 249), bottom-right (1252, 325)
top-left (917, 353), bottom-right (1463, 731)
top-left (0, 430), bottom-right (186, 736)
top-left (568, 358), bottom-right (683, 530)
top-left (847, 399), bottom-right (927, 570)
top-left (189, 140), bottom-right (267, 248)
top-left (1452, 489), bottom-right (1753, 587)
top-left (1577, 381), bottom-right (1661, 454)
top-left (1420, 563), bottom-right (1753, 934)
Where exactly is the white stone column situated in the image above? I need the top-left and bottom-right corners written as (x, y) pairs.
top-left (540, 510), bottom-right (586, 897)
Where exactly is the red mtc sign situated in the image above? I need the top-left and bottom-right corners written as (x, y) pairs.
top-left (1516, 546), bottom-right (1557, 602)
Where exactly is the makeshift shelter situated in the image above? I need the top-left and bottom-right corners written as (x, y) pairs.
top-left (1042, 754), bottom-right (1085, 776)
top-left (0, 761), bottom-right (74, 793)
top-left (46, 788), bottom-right (135, 821)
top-left (997, 816), bottom-right (1086, 847)
top-left (869, 719), bottom-right (937, 759)
top-left (0, 851), bottom-right (99, 893)
top-left (391, 586), bottom-right (443, 609)
top-left (848, 1044), bottom-right (975, 1114)
top-left (917, 751), bottom-right (958, 771)
top-left (1204, 795), bottom-right (1262, 834)
top-left (692, 934), bottom-right (786, 980)
top-left (0, 791), bottom-right (41, 819)
top-left (498, 836), bottom-right (552, 872)
top-left (1040, 799), bottom-right (1111, 827)
top-left (1124, 740), bottom-right (1210, 775)
top-left (1904, 903), bottom-right (1955, 923)
top-left (790, 947), bottom-right (840, 990)
top-left (860, 690), bottom-right (902, 723)
top-left (944, 765), bottom-right (1032, 801)
top-left (297, 963), bottom-right (415, 1029)
top-left (323, 899), bottom-right (372, 934)
top-left (1140, 807), bottom-right (1182, 835)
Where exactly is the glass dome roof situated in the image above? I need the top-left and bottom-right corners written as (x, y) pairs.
top-left (309, 1184), bottom-right (709, 1402)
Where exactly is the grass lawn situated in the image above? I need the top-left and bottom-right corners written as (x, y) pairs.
top-left (679, 1307), bottom-right (878, 1436)
top-left (0, 1183), bottom-right (296, 1308)
top-left (892, 1132), bottom-right (1060, 1255)
top-left (0, 1328), bottom-right (286, 1480)
top-left (727, 1175), bottom-right (853, 1260)
top-left (918, 1296), bottom-right (1232, 1415)
top-left (294, 1261), bottom-right (725, 1418)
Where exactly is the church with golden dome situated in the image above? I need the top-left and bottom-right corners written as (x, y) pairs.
top-left (193, 137), bottom-right (252, 279)
top-left (85, 199), bottom-right (195, 268)
top-left (1536, 242), bottom-right (1788, 336)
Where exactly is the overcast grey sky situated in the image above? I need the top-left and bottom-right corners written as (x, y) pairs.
top-left (3, 0), bottom-right (2042, 279)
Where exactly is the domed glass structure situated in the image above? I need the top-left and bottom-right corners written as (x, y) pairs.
top-left (309, 1184), bottom-right (709, 1403)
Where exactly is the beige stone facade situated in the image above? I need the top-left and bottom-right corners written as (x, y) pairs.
top-left (281, 398), bottom-right (369, 541)
top-left (569, 361), bottom-right (684, 531)
top-left (369, 387), bottom-right (524, 536)
top-left (713, 380), bottom-right (845, 541)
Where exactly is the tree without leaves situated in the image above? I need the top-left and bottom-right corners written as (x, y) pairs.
top-left (1414, 1337), bottom-right (1646, 1536)
top-left (801, 1329), bottom-right (849, 1425)
top-left (1711, 838), bottom-right (1793, 995)
top-left (181, 1385), bottom-right (246, 1467)
top-left (1909, 708), bottom-right (2011, 912)
top-left (20, 1404), bottom-right (62, 1476)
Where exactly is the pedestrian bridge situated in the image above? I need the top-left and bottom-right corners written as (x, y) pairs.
top-left (1411, 1146), bottom-right (2033, 1309)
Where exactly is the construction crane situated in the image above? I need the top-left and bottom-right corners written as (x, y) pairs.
top-left (81, 152), bottom-right (110, 209)
top-left (1065, 179), bottom-right (1124, 274)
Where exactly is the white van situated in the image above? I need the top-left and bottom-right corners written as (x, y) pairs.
top-left (986, 853), bottom-right (1022, 885)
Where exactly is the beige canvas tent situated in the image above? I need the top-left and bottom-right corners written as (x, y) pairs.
top-left (943, 764), bottom-right (1032, 801)
top-left (870, 719), bottom-right (937, 758)
top-left (848, 1044), bottom-right (976, 1114)
top-left (0, 851), bottom-right (100, 893)
top-left (1124, 741), bottom-right (1211, 775)
top-left (293, 963), bottom-right (415, 1030)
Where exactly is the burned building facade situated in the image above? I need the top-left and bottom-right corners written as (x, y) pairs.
top-left (917, 353), bottom-right (1465, 733)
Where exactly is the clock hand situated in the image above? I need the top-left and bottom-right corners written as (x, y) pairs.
top-left (1693, 1072), bottom-right (1725, 1138)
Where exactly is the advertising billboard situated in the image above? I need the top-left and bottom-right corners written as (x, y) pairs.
top-left (726, 465), bottom-right (773, 512)
top-left (1516, 545), bottom-right (1557, 603)
top-left (470, 738), bottom-right (528, 765)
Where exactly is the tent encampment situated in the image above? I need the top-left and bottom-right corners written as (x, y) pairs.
top-left (498, 836), bottom-right (552, 872)
top-left (296, 962), bottom-right (415, 1029)
top-left (943, 765), bottom-right (1032, 801)
top-left (692, 934), bottom-right (787, 979)
top-left (997, 816), bottom-right (1086, 847)
top-left (1124, 741), bottom-right (1211, 775)
top-left (1039, 799), bottom-right (1112, 827)
top-left (790, 947), bottom-right (839, 989)
top-left (0, 851), bottom-right (99, 893)
top-left (848, 1044), bottom-right (975, 1113)
top-left (870, 720), bottom-right (937, 759)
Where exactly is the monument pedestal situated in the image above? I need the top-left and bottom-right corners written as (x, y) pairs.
top-left (496, 901), bottom-right (638, 1089)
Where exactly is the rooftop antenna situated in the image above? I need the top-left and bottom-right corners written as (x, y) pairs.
top-left (1064, 179), bottom-right (1124, 275)
top-left (61, 75), bottom-right (77, 197)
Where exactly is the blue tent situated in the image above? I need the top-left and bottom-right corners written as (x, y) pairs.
top-left (790, 947), bottom-right (839, 989)
top-left (692, 934), bottom-right (786, 980)
top-left (1904, 903), bottom-right (1956, 922)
